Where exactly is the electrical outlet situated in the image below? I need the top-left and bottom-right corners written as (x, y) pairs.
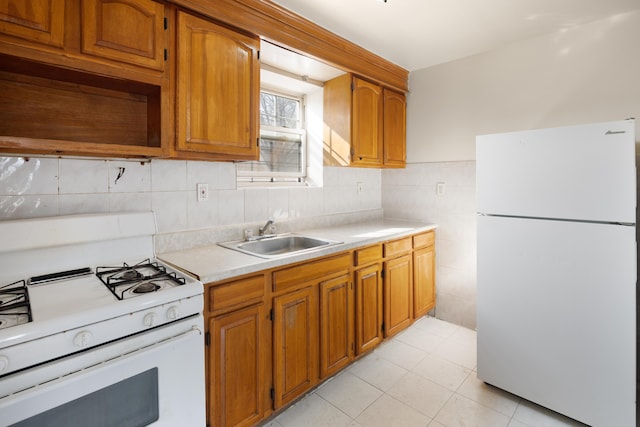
top-left (357, 182), bottom-right (364, 195)
top-left (197, 183), bottom-right (209, 202)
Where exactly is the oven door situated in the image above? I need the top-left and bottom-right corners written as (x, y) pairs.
top-left (0, 317), bottom-right (205, 427)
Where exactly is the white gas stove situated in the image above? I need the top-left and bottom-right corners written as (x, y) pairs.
top-left (0, 212), bottom-right (205, 427)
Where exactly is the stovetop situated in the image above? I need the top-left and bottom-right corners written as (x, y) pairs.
top-left (96, 259), bottom-right (187, 300)
top-left (0, 258), bottom-right (202, 350)
top-left (0, 213), bottom-right (204, 351)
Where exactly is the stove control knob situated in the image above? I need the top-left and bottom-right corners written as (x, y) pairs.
top-left (143, 312), bottom-right (157, 327)
top-left (0, 355), bottom-right (9, 373)
top-left (73, 331), bottom-right (93, 348)
top-left (166, 306), bottom-right (180, 320)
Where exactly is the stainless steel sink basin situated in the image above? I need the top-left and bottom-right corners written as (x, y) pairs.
top-left (219, 234), bottom-right (341, 258)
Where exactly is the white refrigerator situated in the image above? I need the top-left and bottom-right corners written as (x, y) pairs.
top-left (476, 119), bottom-right (636, 426)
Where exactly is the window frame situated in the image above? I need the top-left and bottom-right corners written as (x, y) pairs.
top-left (237, 89), bottom-right (307, 185)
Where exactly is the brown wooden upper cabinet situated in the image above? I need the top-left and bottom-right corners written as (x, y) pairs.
top-left (352, 77), bottom-right (383, 166)
top-left (383, 88), bottom-right (407, 167)
top-left (175, 12), bottom-right (260, 160)
top-left (0, 0), bottom-right (168, 158)
top-left (81, 0), bottom-right (166, 71)
top-left (324, 73), bottom-right (406, 168)
top-left (0, 0), bottom-right (65, 48)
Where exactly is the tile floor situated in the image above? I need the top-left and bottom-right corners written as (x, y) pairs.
top-left (264, 316), bottom-right (587, 427)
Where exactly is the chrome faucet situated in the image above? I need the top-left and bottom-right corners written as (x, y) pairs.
top-left (259, 219), bottom-right (275, 236)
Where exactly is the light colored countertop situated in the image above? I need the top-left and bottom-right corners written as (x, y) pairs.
top-left (158, 219), bottom-right (437, 284)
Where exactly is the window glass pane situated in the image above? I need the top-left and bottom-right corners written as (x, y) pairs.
top-left (237, 132), bottom-right (303, 175)
top-left (276, 97), bottom-right (299, 128)
top-left (259, 93), bottom-right (276, 126)
top-left (240, 91), bottom-right (305, 182)
top-left (260, 92), bottom-right (299, 129)
top-left (259, 138), bottom-right (301, 173)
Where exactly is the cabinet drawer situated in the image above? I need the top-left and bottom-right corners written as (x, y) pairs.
top-left (273, 253), bottom-right (351, 293)
top-left (383, 237), bottom-right (412, 258)
top-left (354, 244), bottom-right (382, 267)
top-left (209, 275), bottom-right (265, 313)
top-left (413, 231), bottom-right (435, 249)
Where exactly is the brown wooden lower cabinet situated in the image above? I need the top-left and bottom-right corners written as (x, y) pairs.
top-left (354, 263), bottom-right (383, 354)
top-left (319, 274), bottom-right (354, 378)
top-left (205, 230), bottom-right (436, 427)
top-left (383, 254), bottom-right (413, 337)
top-left (272, 286), bottom-right (319, 409)
top-left (209, 303), bottom-right (266, 427)
top-left (413, 245), bottom-right (436, 318)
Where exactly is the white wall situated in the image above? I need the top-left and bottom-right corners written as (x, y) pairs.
top-left (384, 9), bottom-right (640, 329)
top-left (407, 10), bottom-right (640, 163)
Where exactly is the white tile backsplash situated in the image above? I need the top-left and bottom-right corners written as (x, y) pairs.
top-left (0, 195), bottom-right (58, 219)
top-left (267, 188), bottom-right (289, 221)
top-left (59, 159), bottom-right (109, 194)
top-left (59, 193), bottom-right (109, 215)
top-left (108, 161), bottom-right (151, 193)
top-left (152, 190), bottom-right (188, 232)
top-left (287, 187), bottom-right (308, 218)
top-left (187, 161), bottom-right (235, 190)
top-left (187, 188), bottom-right (218, 230)
top-left (0, 157), bottom-right (58, 195)
top-left (1, 156), bottom-right (384, 234)
top-left (243, 188), bottom-right (268, 222)
top-left (383, 161), bottom-right (477, 330)
top-left (151, 160), bottom-right (188, 192)
top-left (306, 187), bottom-right (324, 216)
top-left (217, 189), bottom-right (245, 226)
top-left (109, 192), bottom-right (152, 213)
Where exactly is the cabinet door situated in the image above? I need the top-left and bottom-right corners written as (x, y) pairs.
top-left (81, 0), bottom-right (166, 71)
top-left (0, 0), bottom-right (65, 48)
top-left (352, 77), bottom-right (383, 167)
top-left (354, 263), bottom-right (383, 355)
top-left (273, 286), bottom-right (318, 408)
top-left (413, 245), bottom-right (435, 318)
top-left (210, 304), bottom-right (265, 427)
top-left (319, 274), bottom-right (353, 378)
top-left (177, 12), bottom-right (259, 159)
top-left (383, 88), bottom-right (406, 168)
top-left (383, 254), bottom-right (413, 337)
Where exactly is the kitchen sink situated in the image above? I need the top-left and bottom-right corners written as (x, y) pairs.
top-left (219, 234), bottom-right (342, 259)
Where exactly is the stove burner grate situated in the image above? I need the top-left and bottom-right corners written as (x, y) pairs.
top-left (96, 259), bottom-right (186, 300)
top-left (132, 281), bottom-right (161, 294)
top-left (0, 280), bottom-right (32, 329)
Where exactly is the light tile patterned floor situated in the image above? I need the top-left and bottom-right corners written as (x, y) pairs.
top-left (264, 316), bottom-right (587, 427)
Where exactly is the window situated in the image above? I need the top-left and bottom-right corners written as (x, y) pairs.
top-left (237, 90), bottom-right (306, 184)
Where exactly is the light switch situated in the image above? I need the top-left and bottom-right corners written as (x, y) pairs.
top-left (436, 182), bottom-right (446, 196)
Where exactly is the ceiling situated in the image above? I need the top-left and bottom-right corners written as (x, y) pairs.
top-left (271, 0), bottom-right (640, 72)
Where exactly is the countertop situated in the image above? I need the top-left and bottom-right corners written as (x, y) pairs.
top-left (158, 219), bottom-right (437, 284)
